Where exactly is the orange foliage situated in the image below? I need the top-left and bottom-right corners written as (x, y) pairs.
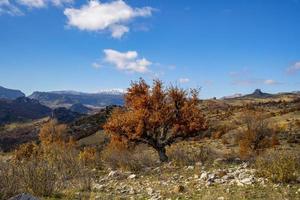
top-left (104, 79), bottom-right (208, 162)
top-left (39, 120), bottom-right (68, 147)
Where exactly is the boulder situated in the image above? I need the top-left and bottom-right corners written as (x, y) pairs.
top-left (9, 193), bottom-right (39, 200)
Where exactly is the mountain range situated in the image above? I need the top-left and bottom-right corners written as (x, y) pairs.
top-left (29, 91), bottom-right (124, 108)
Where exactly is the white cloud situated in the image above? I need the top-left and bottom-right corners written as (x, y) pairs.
top-left (51, 0), bottom-right (73, 7)
top-left (0, 0), bottom-right (72, 15)
top-left (287, 62), bottom-right (300, 74)
top-left (0, 0), bottom-right (23, 15)
top-left (17, 0), bottom-right (46, 8)
top-left (103, 49), bottom-right (151, 73)
top-left (179, 78), bottom-right (190, 83)
top-left (232, 78), bottom-right (281, 86)
top-left (264, 79), bottom-right (280, 85)
top-left (64, 0), bottom-right (153, 38)
top-left (110, 24), bottom-right (129, 39)
top-left (92, 62), bottom-right (102, 69)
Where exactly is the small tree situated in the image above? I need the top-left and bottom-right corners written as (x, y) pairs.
top-left (104, 79), bottom-right (207, 162)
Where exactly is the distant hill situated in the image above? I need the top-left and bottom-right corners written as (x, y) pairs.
top-left (52, 107), bottom-right (84, 124)
top-left (221, 93), bottom-right (243, 99)
top-left (69, 103), bottom-right (91, 114)
top-left (0, 86), bottom-right (25, 100)
top-left (0, 97), bottom-right (51, 125)
top-left (29, 91), bottom-right (124, 108)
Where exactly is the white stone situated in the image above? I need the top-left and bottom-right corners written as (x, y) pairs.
top-left (147, 187), bottom-right (154, 195)
top-left (200, 172), bottom-right (208, 180)
top-left (128, 174), bottom-right (137, 179)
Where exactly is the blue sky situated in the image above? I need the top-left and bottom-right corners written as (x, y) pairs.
top-left (0, 0), bottom-right (299, 98)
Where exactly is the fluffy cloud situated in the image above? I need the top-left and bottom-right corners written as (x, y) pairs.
top-left (103, 49), bottom-right (151, 73)
top-left (286, 62), bottom-right (300, 74)
top-left (0, 0), bottom-right (23, 15)
top-left (64, 0), bottom-right (153, 38)
top-left (179, 78), bottom-right (190, 83)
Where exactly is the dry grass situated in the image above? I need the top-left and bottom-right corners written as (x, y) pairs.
top-left (102, 144), bottom-right (157, 172)
top-left (168, 142), bottom-right (216, 166)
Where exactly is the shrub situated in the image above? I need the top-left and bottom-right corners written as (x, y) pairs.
top-left (79, 146), bottom-right (99, 168)
top-left (0, 161), bottom-right (20, 199)
top-left (14, 142), bottom-right (40, 161)
top-left (255, 149), bottom-right (300, 183)
top-left (2, 120), bottom-right (96, 198)
top-left (17, 158), bottom-right (59, 197)
top-left (238, 111), bottom-right (273, 159)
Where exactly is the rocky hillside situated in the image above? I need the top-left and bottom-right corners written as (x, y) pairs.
top-left (0, 86), bottom-right (25, 100)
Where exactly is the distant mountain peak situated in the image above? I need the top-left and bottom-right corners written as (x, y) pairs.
top-left (253, 89), bottom-right (263, 95)
top-left (244, 89), bottom-right (272, 98)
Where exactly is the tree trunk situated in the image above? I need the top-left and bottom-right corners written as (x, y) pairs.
top-left (157, 147), bottom-right (168, 162)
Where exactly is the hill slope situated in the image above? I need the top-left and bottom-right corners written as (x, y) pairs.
top-left (0, 86), bottom-right (25, 100)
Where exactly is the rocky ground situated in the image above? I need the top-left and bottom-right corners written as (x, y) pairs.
top-left (64, 159), bottom-right (300, 200)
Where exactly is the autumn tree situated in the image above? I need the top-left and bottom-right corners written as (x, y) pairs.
top-left (104, 79), bottom-right (207, 162)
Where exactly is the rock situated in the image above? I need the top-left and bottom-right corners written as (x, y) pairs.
top-left (9, 193), bottom-right (39, 200)
top-left (240, 177), bottom-right (254, 185)
top-left (108, 170), bottom-right (119, 177)
top-left (200, 172), bottom-right (208, 180)
top-left (93, 183), bottom-right (105, 191)
top-left (173, 185), bottom-right (185, 193)
top-left (129, 187), bottom-right (135, 195)
top-left (217, 197), bottom-right (225, 200)
top-left (194, 174), bottom-right (199, 179)
top-left (207, 173), bottom-right (216, 181)
top-left (213, 158), bottom-right (224, 165)
top-left (236, 180), bottom-right (244, 186)
top-left (195, 162), bottom-right (203, 166)
top-left (238, 172), bottom-right (249, 180)
top-left (205, 180), bottom-right (213, 187)
top-left (128, 174), bottom-right (137, 179)
top-left (147, 187), bottom-right (154, 195)
top-left (214, 178), bottom-right (226, 184)
top-left (187, 166), bottom-right (194, 170)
